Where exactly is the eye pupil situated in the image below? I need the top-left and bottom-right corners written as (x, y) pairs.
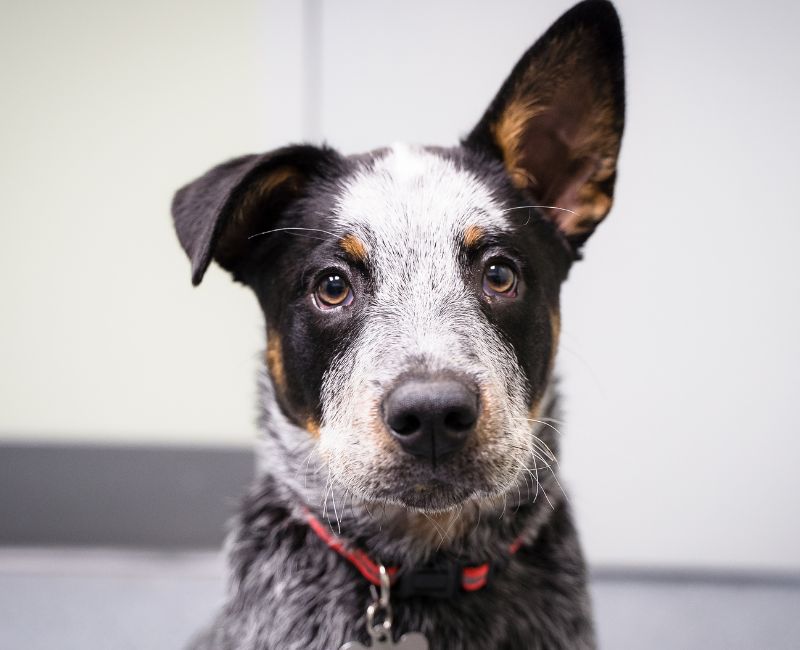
top-left (483, 262), bottom-right (516, 295)
top-left (325, 276), bottom-right (344, 296)
top-left (316, 274), bottom-right (351, 307)
top-left (487, 265), bottom-right (509, 285)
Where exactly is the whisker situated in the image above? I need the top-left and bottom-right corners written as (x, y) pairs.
top-left (530, 461), bottom-right (541, 503)
top-left (526, 418), bottom-right (564, 437)
top-left (493, 439), bottom-right (557, 466)
top-left (436, 503), bottom-right (463, 552)
top-left (531, 437), bottom-right (558, 464)
top-left (501, 205), bottom-right (579, 216)
top-left (539, 481), bottom-right (555, 510)
top-left (470, 498), bottom-right (483, 536)
top-left (523, 471), bottom-right (533, 502)
top-left (501, 204), bottom-right (579, 226)
top-left (247, 226), bottom-right (340, 241)
top-left (536, 416), bottom-right (566, 426)
top-left (515, 462), bottom-right (539, 505)
top-left (273, 232), bottom-right (329, 242)
top-left (517, 446), bottom-right (568, 505)
top-left (301, 447), bottom-right (317, 490)
top-left (341, 489), bottom-right (351, 526)
top-left (547, 467), bottom-right (570, 504)
top-left (515, 455), bottom-right (556, 510)
top-left (331, 488), bottom-right (341, 534)
top-left (519, 458), bottom-right (539, 503)
top-left (422, 512), bottom-right (448, 547)
top-left (321, 468), bottom-right (333, 525)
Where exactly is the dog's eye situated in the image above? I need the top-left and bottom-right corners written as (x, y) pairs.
top-left (315, 274), bottom-right (353, 309)
top-left (483, 262), bottom-right (517, 297)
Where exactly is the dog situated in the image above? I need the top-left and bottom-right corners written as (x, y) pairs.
top-left (171, 1), bottom-right (624, 648)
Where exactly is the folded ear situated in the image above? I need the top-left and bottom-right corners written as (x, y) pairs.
top-left (171, 145), bottom-right (337, 285)
top-left (464, 0), bottom-right (625, 251)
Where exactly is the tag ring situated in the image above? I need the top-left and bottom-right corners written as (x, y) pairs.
top-left (366, 565), bottom-right (393, 641)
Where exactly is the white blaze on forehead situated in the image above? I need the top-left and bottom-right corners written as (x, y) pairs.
top-left (382, 142), bottom-right (429, 183)
top-left (333, 144), bottom-right (508, 242)
top-left (331, 144), bottom-right (512, 363)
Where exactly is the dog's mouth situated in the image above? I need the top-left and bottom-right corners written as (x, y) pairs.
top-left (393, 482), bottom-right (473, 512)
top-left (362, 476), bottom-right (477, 512)
top-left (329, 438), bottom-right (523, 513)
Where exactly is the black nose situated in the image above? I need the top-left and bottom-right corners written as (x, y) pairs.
top-left (383, 379), bottom-right (478, 463)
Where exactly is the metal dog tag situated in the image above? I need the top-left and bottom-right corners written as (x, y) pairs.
top-left (340, 632), bottom-right (429, 650)
top-left (339, 565), bottom-right (429, 650)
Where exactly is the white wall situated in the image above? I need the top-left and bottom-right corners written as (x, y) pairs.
top-left (2, 1), bottom-right (799, 570)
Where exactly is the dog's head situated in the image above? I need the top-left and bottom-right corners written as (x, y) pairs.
top-left (172, 1), bottom-right (624, 512)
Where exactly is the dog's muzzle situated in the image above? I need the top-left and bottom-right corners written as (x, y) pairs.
top-left (383, 378), bottom-right (478, 464)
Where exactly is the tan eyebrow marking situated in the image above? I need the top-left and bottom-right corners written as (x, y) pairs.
top-left (339, 233), bottom-right (368, 262)
top-left (463, 225), bottom-right (485, 249)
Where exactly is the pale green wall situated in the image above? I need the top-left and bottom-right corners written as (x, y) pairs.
top-left (0, 0), bottom-right (306, 445)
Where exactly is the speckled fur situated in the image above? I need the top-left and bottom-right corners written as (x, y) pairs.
top-left (189, 378), bottom-right (594, 650)
top-left (173, 2), bottom-right (626, 648)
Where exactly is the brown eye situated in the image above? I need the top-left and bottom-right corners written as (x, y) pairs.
top-left (483, 262), bottom-right (517, 296)
top-left (315, 274), bottom-right (353, 308)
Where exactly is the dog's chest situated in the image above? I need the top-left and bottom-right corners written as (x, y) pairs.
top-left (211, 503), bottom-right (594, 650)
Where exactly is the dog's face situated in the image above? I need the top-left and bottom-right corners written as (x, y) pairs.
top-left (172, 1), bottom-right (624, 512)
top-left (253, 145), bottom-right (570, 511)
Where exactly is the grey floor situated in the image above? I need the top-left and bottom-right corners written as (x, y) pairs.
top-left (0, 548), bottom-right (798, 650)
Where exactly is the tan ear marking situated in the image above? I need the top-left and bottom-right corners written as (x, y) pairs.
top-left (480, 22), bottom-right (623, 241)
top-left (235, 167), bottom-right (298, 225)
top-left (339, 233), bottom-right (368, 263)
top-left (493, 100), bottom-right (546, 192)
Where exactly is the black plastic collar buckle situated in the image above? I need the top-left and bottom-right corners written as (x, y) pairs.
top-left (394, 561), bottom-right (461, 599)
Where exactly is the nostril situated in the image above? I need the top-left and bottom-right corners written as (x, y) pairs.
top-left (444, 407), bottom-right (476, 432)
top-left (388, 412), bottom-right (421, 436)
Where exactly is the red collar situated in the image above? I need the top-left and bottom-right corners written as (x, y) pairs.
top-left (304, 509), bottom-right (524, 597)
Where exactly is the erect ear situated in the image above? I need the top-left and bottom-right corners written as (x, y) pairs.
top-left (171, 145), bottom-right (337, 285)
top-left (464, 0), bottom-right (625, 251)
